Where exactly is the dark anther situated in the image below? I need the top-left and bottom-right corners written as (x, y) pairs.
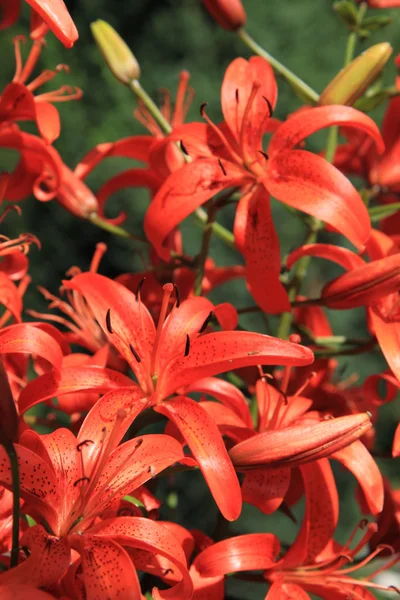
top-left (117, 507), bottom-right (135, 517)
top-left (164, 568), bottom-right (173, 576)
top-left (77, 439), bottom-right (94, 452)
top-left (74, 476), bottom-right (90, 487)
top-left (218, 158), bottom-right (227, 176)
top-left (129, 344), bottom-right (141, 363)
top-left (199, 311), bottom-right (213, 333)
top-left (135, 438), bottom-right (143, 450)
top-left (136, 277), bottom-right (146, 298)
top-left (262, 96), bottom-right (273, 117)
top-left (184, 334), bottom-right (190, 357)
top-left (258, 150), bottom-right (269, 161)
top-left (200, 102), bottom-right (208, 117)
top-left (180, 140), bottom-right (189, 156)
top-left (235, 88), bottom-right (239, 103)
top-left (173, 283), bottom-right (181, 307)
top-left (106, 308), bottom-right (113, 334)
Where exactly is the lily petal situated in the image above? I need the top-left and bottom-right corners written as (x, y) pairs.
top-left (155, 396), bottom-right (242, 521)
top-left (242, 467), bottom-right (291, 514)
top-left (25, 0), bottom-right (78, 48)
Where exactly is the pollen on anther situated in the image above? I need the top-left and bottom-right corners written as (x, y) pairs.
top-left (218, 158), bottom-right (227, 176)
top-left (262, 95), bottom-right (273, 117)
top-left (74, 476), bottom-right (90, 487)
top-left (105, 308), bottom-right (113, 334)
top-left (258, 150), bottom-right (269, 161)
top-left (184, 334), bottom-right (191, 357)
top-left (180, 140), bottom-right (189, 156)
top-left (199, 311), bottom-right (213, 333)
top-left (173, 283), bottom-right (181, 307)
top-left (129, 343), bottom-right (141, 363)
top-left (77, 439), bottom-right (94, 452)
top-left (136, 277), bottom-right (146, 298)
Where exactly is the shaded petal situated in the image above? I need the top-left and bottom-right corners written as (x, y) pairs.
top-left (80, 535), bottom-right (141, 600)
top-left (279, 460), bottom-right (338, 567)
top-left (242, 467), bottom-right (291, 514)
top-left (393, 421), bottom-right (400, 457)
top-left (65, 272), bottom-right (155, 390)
top-left (234, 187), bottom-right (290, 314)
top-left (0, 272), bottom-right (23, 323)
top-left (87, 516), bottom-right (194, 600)
top-left (193, 533), bottom-right (280, 576)
top-left (160, 331), bottom-right (314, 396)
top-left (265, 149), bottom-right (370, 250)
top-left (369, 307), bottom-right (400, 382)
top-left (182, 376), bottom-right (252, 427)
top-left (18, 365), bottom-right (134, 414)
top-left (35, 102), bottom-right (60, 144)
top-left (0, 585), bottom-right (56, 600)
top-left (268, 105), bottom-right (384, 156)
top-left (331, 440), bottom-right (383, 515)
top-left (144, 158), bottom-right (249, 260)
top-left (0, 0), bottom-right (20, 29)
top-left (25, 0), bottom-right (78, 48)
top-left (229, 413), bottom-right (372, 469)
top-left (155, 396), bottom-right (242, 521)
top-left (74, 136), bottom-right (154, 180)
top-left (287, 243), bottom-right (364, 272)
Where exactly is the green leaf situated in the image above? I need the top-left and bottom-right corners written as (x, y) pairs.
top-left (369, 202), bottom-right (400, 222)
top-left (334, 0), bottom-right (359, 27)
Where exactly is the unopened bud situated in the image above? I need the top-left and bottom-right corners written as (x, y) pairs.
top-left (319, 42), bottom-right (392, 106)
top-left (91, 20), bottom-right (140, 85)
top-left (202, 0), bottom-right (246, 31)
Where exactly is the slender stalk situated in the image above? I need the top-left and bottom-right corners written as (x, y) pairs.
top-left (194, 202), bottom-right (217, 295)
top-left (276, 222), bottom-right (322, 340)
top-left (3, 439), bottom-right (20, 567)
top-left (237, 29), bottom-right (319, 105)
top-left (194, 207), bottom-right (235, 248)
top-left (344, 31), bottom-right (358, 67)
top-left (88, 213), bottom-right (149, 243)
top-left (129, 79), bottom-right (172, 134)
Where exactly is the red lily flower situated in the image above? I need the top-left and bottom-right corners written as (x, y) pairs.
top-left (0, 0), bottom-right (78, 48)
top-left (287, 229), bottom-right (400, 381)
top-left (0, 36), bottom-right (82, 144)
top-left (18, 272), bottom-right (313, 520)
top-left (144, 56), bottom-right (384, 313)
top-left (0, 390), bottom-right (193, 598)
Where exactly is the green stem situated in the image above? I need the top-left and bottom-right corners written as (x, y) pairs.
top-left (344, 31), bottom-right (357, 67)
top-left (325, 126), bottom-right (339, 164)
top-left (194, 207), bottom-right (235, 248)
top-left (276, 223), bottom-right (321, 340)
top-left (3, 439), bottom-right (20, 567)
top-left (129, 79), bottom-right (172, 134)
top-left (237, 29), bottom-right (319, 105)
top-left (194, 202), bottom-right (217, 295)
top-left (88, 213), bottom-right (149, 243)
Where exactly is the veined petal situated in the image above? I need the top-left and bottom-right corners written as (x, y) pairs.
top-left (160, 331), bottom-right (314, 397)
top-left (65, 272), bottom-right (156, 389)
top-left (268, 105), bottom-right (384, 157)
top-left (0, 525), bottom-right (70, 587)
top-left (193, 533), bottom-right (280, 576)
top-left (265, 149), bottom-right (370, 250)
top-left (87, 516), bottom-right (193, 600)
top-left (78, 387), bottom-right (147, 474)
top-left (369, 308), bottom-right (400, 382)
top-left (234, 186), bottom-right (290, 314)
top-left (331, 440), bottom-right (383, 515)
top-left (229, 413), bottom-right (372, 469)
top-left (18, 365), bottom-right (134, 414)
top-left (25, 0), bottom-right (78, 48)
top-left (287, 243), bottom-right (364, 272)
top-left (84, 434), bottom-right (184, 519)
top-left (242, 467), bottom-right (291, 515)
top-left (0, 323), bottom-right (63, 371)
top-left (144, 158), bottom-right (249, 260)
top-left (155, 396), bottom-right (242, 521)
top-left (80, 535), bottom-right (141, 600)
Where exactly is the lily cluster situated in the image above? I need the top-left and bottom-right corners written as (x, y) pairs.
top-left (0, 0), bottom-right (399, 598)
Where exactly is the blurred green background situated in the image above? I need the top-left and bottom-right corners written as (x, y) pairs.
top-left (1, 1), bottom-right (400, 597)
